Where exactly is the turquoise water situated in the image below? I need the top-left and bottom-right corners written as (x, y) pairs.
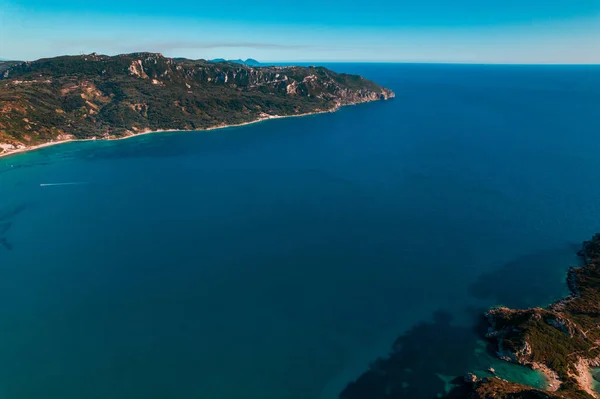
top-left (1, 64), bottom-right (599, 399)
top-left (471, 341), bottom-right (547, 390)
top-left (591, 368), bottom-right (600, 394)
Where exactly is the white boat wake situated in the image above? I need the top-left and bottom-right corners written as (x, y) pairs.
top-left (40, 182), bottom-right (88, 187)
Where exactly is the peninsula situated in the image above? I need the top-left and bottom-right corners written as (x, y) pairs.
top-left (0, 53), bottom-right (394, 157)
top-left (468, 233), bottom-right (600, 399)
top-left (341, 233), bottom-right (600, 399)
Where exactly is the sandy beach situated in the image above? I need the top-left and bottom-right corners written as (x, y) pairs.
top-left (574, 359), bottom-right (599, 398)
top-left (532, 363), bottom-right (561, 392)
top-left (0, 107), bottom-right (339, 160)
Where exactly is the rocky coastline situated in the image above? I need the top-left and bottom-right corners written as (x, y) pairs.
top-left (0, 52), bottom-right (394, 157)
top-left (462, 233), bottom-right (600, 399)
top-left (339, 234), bottom-right (600, 399)
top-left (0, 100), bottom-right (378, 159)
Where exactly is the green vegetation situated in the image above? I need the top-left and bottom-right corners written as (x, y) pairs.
top-left (460, 233), bottom-right (600, 399)
top-left (0, 61), bottom-right (22, 75)
top-left (0, 52), bottom-right (394, 150)
top-left (468, 377), bottom-right (590, 399)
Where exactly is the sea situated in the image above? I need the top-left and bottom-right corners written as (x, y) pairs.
top-left (1, 63), bottom-right (599, 399)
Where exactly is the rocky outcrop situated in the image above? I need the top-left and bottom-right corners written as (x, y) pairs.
top-left (464, 373), bottom-right (479, 383)
top-left (478, 234), bottom-right (600, 399)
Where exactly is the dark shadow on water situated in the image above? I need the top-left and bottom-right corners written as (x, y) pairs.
top-left (340, 309), bottom-right (488, 399)
top-left (0, 203), bottom-right (29, 222)
top-left (0, 203), bottom-right (31, 253)
top-left (0, 221), bottom-right (12, 236)
top-left (469, 245), bottom-right (579, 309)
top-left (442, 378), bottom-right (478, 399)
top-left (0, 237), bottom-right (12, 251)
top-left (339, 246), bottom-right (579, 399)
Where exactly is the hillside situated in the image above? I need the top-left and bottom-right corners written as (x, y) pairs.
top-left (0, 61), bottom-right (22, 75)
top-left (0, 52), bottom-right (394, 155)
top-left (341, 233), bottom-right (600, 399)
top-left (472, 233), bottom-right (600, 399)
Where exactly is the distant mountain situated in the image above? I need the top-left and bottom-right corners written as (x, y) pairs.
top-left (243, 58), bottom-right (260, 66)
top-left (0, 52), bottom-right (394, 154)
top-left (209, 58), bottom-right (261, 66)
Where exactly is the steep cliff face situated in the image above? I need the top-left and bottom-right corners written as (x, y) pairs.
top-left (0, 52), bottom-right (394, 153)
top-left (480, 234), bottom-right (600, 399)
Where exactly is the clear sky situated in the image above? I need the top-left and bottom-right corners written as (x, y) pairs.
top-left (1, 0), bottom-right (599, 63)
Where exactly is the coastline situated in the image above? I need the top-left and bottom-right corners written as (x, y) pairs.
top-left (575, 358), bottom-right (598, 398)
top-left (531, 363), bottom-right (561, 392)
top-left (480, 235), bottom-right (600, 399)
top-left (0, 105), bottom-right (346, 160)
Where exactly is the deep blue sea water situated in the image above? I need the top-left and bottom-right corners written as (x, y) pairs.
top-left (1, 64), bottom-right (600, 399)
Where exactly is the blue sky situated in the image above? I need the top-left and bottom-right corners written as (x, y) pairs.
top-left (1, 0), bottom-right (599, 63)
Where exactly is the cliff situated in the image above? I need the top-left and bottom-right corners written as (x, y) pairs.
top-left (0, 52), bottom-right (394, 154)
top-left (469, 234), bottom-right (600, 399)
top-left (339, 233), bottom-right (600, 399)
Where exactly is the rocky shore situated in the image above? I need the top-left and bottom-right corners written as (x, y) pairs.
top-left (464, 233), bottom-right (600, 399)
top-left (339, 233), bottom-right (600, 399)
top-left (0, 52), bottom-right (394, 157)
top-left (0, 102), bottom-right (373, 159)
